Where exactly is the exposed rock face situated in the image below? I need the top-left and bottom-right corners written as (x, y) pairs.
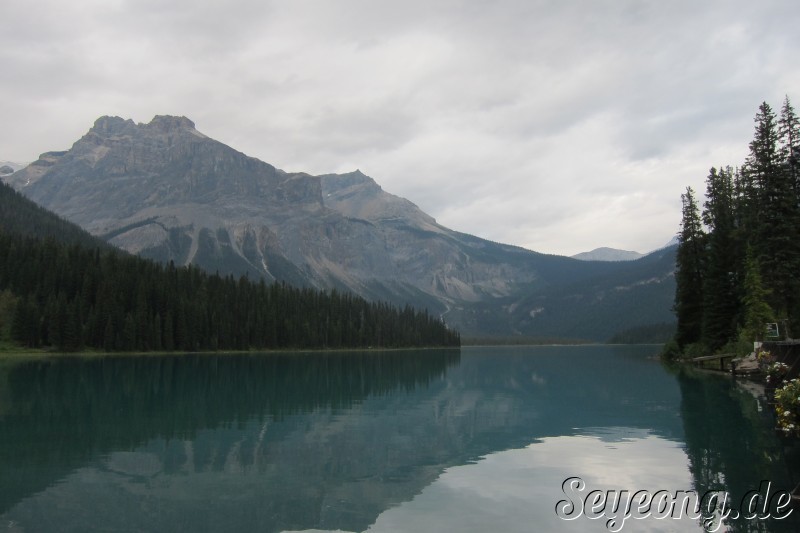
top-left (6, 115), bottom-right (322, 285)
top-left (3, 115), bottom-right (677, 339)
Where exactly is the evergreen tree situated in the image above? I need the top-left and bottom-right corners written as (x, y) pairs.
top-left (670, 97), bottom-right (799, 354)
top-left (11, 296), bottom-right (39, 348)
top-left (740, 247), bottom-right (775, 343)
top-left (778, 96), bottom-right (799, 196)
top-left (674, 187), bottom-right (705, 349)
top-left (748, 101), bottom-right (800, 322)
top-left (701, 167), bottom-right (739, 350)
top-left (1, 180), bottom-right (461, 352)
top-left (746, 102), bottom-right (781, 192)
top-left (0, 290), bottom-right (17, 341)
top-left (777, 96), bottom-right (800, 332)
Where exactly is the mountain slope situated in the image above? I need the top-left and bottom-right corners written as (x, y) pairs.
top-left (0, 178), bottom-right (460, 351)
top-left (4, 115), bottom-right (676, 340)
top-left (571, 247), bottom-right (645, 261)
top-left (0, 180), bottom-right (109, 249)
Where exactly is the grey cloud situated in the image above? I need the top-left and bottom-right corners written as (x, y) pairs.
top-left (1, 0), bottom-right (798, 255)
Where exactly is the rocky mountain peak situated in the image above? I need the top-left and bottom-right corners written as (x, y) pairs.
top-left (88, 115), bottom-right (196, 139)
top-left (146, 115), bottom-right (196, 132)
top-left (320, 170), bottom-right (439, 230)
top-left (321, 169), bottom-right (380, 194)
top-left (91, 116), bottom-right (137, 136)
top-left (2, 114), bottom-right (677, 340)
top-left (3, 114), bottom-right (325, 236)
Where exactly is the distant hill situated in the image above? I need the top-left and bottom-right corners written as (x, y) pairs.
top-left (0, 161), bottom-right (25, 176)
top-left (663, 235), bottom-right (679, 248)
top-left (571, 247), bottom-right (645, 261)
top-left (4, 115), bottom-right (677, 341)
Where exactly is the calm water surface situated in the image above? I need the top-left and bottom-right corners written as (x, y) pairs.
top-left (1, 345), bottom-right (799, 532)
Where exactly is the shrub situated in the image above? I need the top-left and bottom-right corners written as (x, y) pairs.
top-left (775, 379), bottom-right (800, 437)
top-left (765, 362), bottom-right (790, 387)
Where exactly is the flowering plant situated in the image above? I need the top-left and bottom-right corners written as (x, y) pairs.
top-left (766, 362), bottom-right (790, 386)
top-left (774, 378), bottom-right (800, 437)
top-left (757, 349), bottom-right (775, 367)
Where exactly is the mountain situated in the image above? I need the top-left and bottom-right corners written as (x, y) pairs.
top-left (3, 115), bottom-right (677, 340)
top-left (0, 161), bottom-right (25, 176)
top-left (0, 179), bottom-right (459, 352)
top-left (571, 247), bottom-right (645, 261)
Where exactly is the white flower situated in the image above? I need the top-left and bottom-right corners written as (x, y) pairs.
top-left (785, 411), bottom-right (791, 416)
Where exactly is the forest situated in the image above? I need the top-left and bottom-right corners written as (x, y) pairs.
top-left (670, 96), bottom-right (799, 356)
top-left (0, 183), bottom-right (460, 352)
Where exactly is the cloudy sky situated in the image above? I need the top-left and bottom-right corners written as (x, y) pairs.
top-left (1, 0), bottom-right (798, 256)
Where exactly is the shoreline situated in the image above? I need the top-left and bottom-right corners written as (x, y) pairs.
top-left (0, 342), bottom-right (671, 359)
top-left (0, 345), bottom-right (462, 360)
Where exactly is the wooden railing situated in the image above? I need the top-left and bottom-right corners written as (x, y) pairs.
top-left (690, 353), bottom-right (736, 371)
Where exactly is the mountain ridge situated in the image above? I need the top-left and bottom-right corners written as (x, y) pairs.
top-left (3, 115), bottom-right (677, 340)
top-left (571, 247), bottom-right (646, 262)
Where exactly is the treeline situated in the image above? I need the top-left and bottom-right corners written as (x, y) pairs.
top-left (0, 232), bottom-right (460, 351)
top-left (0, 181), bottom-right (107, 249)
top-left (672, 96), bottom-right (799, 355)
top-left (607, 322), bottom-right (676, 345)
top-left (0, 180), bottom-right (460, 351)
top-left (462, 336), bottom-right (590, 346)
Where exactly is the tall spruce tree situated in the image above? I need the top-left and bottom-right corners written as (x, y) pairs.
top-left (674, 186), bottom-right (705, 349)
top-left (777, 96), bottom-right (800, 332)
top-left (778, 96), bottom-right (799, 196)
top-left (747, 101), bottom-right (800, 322)
top-left (746, 102), bottom-right (780, 192)
top-left (740, 247), bottom-right (775, 343)
top-left (701, 167), bottom-right (739, 350)
top-left (671, 97), bottom-right (798, 354)
top-left (735, 156), bottom-right (758, 250)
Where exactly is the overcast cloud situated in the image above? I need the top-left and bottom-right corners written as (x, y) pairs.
top-left (1, 0), bottom-right (798, 255)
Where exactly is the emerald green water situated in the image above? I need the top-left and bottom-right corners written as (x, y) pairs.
top-left (0, 346), bottom-right (798, 532)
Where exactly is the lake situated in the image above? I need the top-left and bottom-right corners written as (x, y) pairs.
top-left (1, 345), bottom-right (799, 532)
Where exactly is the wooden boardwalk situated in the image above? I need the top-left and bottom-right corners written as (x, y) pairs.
top-left (687, 341), bottom-right (800, 376)
top-left (690, 353), bottom-right (736, 371)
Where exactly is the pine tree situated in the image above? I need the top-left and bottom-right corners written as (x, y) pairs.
top-left (11, 296), bottom-right (39, 348)
top-left (748, 101), bottom-right (800, 321)
top-left (674, 187), bottom-right (705, 349)
top-left (778, 96), bottom-right (800, 196)
top-left (777, 96), bottom-right (800, 332)
top-left (740, 247), bottom-right (775, 343)
top-left (746, 102), bottom-right (780, 192)
top-left (0, 290), bottom-right (17, 342)
top-left (670, 97), bottom-right (800, 353)
top-left (701, 167), bottom-right (739, 350)
top-left (0, 209), bottom-right (461, 352)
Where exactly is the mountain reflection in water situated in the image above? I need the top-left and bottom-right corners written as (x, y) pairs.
top-left (0, 346), bottom-right (798, 532)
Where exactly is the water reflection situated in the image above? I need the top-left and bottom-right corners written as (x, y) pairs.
top-left (0, 346), bottom-right (797, 532)
top-left (0, 349), bottom-right (460, 525)
top-left (677, 367), bottom-right (800, 532)
top-left (365, 433), bottom-right (697, 533)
